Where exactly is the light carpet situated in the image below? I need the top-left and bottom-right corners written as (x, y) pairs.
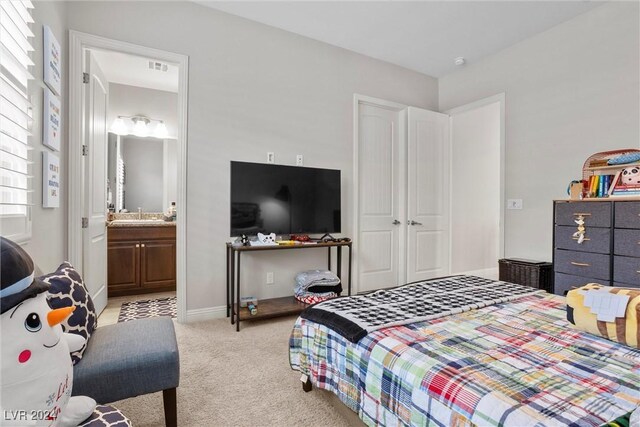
top-left (111, 315), bottom-right (362, 426)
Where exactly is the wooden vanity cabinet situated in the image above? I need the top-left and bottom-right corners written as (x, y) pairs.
top-left (107, 226), bottom-right (176, 296)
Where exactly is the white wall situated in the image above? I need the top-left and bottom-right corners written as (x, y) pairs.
top-left (439, 1), bottom-right (640, 262)
top-left (26, 1), bottom-right (68, 274)
top-left (65, 1), bottom-right (439, 313)
top-left (450, 101), bottom-right (501, 276)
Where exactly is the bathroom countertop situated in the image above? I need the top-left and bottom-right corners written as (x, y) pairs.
top-left (107, 220), bottom-right (176, 228)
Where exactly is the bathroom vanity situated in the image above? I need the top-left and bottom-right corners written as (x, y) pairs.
top-left (107, 220), bottom-right (176, 296)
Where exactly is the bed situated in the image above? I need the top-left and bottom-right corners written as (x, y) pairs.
top-left (289, 276), bottom-right (640, 426)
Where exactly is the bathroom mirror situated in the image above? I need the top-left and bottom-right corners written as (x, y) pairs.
top-left (107, 132), bottom-right (177, 213)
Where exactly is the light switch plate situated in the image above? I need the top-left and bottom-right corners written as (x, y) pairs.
top-left (266, 272), bottom-right (274, 284)
top-left (507, 199), bottom-right (523, 210)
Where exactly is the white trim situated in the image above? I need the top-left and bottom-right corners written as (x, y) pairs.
top-left (444, 93), bottom-right (506, 270)
top-left (68, 31), bottom-right (189, 323)
top-left (186, 305), bottom-right (227, 323)
top-left (352, 94), bottom-right (407, 294)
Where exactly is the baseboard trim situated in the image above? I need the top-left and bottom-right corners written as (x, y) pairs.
top-left (186, 305), bottom-right (227, 323)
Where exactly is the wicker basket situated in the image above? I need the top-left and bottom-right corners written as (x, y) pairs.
top-left (498, 259), bottom-right (553, 293)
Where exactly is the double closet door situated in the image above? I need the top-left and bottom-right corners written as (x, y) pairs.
top-left (357, 102), bottom-right (450, 293)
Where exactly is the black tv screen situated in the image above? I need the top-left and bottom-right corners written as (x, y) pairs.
top-left (230, 162), bottom-right (341, 237)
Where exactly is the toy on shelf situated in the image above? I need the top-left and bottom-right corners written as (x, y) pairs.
top-left (249, 232), bottom-right (278, 247)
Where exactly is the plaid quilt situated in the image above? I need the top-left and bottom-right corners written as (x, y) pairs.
top-left (290, 293), bottom-right (640, 426)
top-left (301, 276), bottom-right (541, 342)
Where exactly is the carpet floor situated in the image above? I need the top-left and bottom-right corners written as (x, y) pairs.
top-left (111, 315), bottom-right (362, 426)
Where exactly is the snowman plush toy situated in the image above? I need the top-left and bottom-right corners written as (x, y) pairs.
top-left (1, 237), bottom-right (96, 426)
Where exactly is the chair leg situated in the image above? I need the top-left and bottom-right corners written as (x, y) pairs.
top-left (162, 388), bottom-right (177, 427)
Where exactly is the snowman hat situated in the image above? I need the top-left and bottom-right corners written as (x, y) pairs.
top-left (0, 237), bottom-right (49, 314)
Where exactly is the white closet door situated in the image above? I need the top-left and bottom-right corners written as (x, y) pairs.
top-left (82, 51), bottom-right (109, 315)
top-left (406, 107), bottom-right (450, 283)
top-left (357, 104), bottom-right (404, 293)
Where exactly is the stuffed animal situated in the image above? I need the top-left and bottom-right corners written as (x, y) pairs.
top-left (0, 237), bottom-right (96, 426)
top-left (621, 166), bottom-right (640, 185)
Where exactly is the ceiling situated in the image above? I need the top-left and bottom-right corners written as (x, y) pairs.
top-left (91, 49), bottom-right (179, 93)
top-left (196, 1), bottom-right (603, 77)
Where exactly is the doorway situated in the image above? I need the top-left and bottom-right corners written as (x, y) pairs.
top-left (446, 94), bottom-right (505, 279)
top-left (353, 95), bottom-right (450, 294)
top-left (68, 32), bottom-right (188, 322)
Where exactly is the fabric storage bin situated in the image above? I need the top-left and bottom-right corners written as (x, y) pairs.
top-left (613, 256), bottom-right (640, 286)
top-left (614, 229), bottom-right (640, 258)
top-left (554, 225), bottom-right (610, 254)
top-left (555, 201), bottom-right (611, 228)
top-left (554, 250), bottom-right (610, 281)
top-left (554, 272), bottom-right (609, 296)
top-left (615, 202), bottom-right (640, 229)
top-left (498, 258), bottom-right (553, 292)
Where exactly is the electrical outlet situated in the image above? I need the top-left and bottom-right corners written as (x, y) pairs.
top-left (507, 199), bottom-right (523, 210)
top-left (267, 152), bottom-right (275, 164)
top-left (266, 272), bottom-right (274, 285)
top-left (296, 155), bottom-right (303, 166)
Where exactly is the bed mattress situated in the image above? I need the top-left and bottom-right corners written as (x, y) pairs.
top-left (289, 293), bottom-right (640, 426)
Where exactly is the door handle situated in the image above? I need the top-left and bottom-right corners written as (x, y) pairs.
top-left (570, 261), bottom-right (590, 267)
top-left (408, 220), bottom-right (422, 226)
top-left (392, 220), bottom-right (401, 225)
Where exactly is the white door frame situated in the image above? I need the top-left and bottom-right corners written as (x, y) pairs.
top-left (69, 31), bottom-right (189, 322)
top-left (444, 93), bottom-right (506, 271)
top-left (353, 94), bottom-right (407, 293)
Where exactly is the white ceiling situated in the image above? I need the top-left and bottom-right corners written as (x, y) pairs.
top-left (196, 1), bottom-right (603, 77)
top-left (91, 49), bottom-right (179, 93)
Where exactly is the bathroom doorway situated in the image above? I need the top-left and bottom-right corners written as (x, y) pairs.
top-left (68, 32), bottom-right (188, 323)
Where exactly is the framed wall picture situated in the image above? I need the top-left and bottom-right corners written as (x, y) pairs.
top-left (42, 151), bottom-right (60, 208)
top-left (43, 25), bottom-right (61, 96)
top-left (43, 88), bottom-right (61, 151)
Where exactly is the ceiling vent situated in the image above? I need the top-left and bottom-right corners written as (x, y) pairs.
top-left (148, 61), bottom-right (169, 72)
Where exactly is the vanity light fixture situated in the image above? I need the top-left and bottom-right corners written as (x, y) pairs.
top-left (110, 115), bottom-right (170, 139)
top-left (110, 117), bottom-right (128, 136)
top-left (154, 121), bottom-right (168, 139)
top-left (132, 116), bottom-right (150, 137)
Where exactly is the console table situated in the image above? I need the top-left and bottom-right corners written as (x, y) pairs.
top-left (226, 241), bottom-right (352, 331)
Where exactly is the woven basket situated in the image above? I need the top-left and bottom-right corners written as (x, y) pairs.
top-left (498, 259), bottom-right (553, 293)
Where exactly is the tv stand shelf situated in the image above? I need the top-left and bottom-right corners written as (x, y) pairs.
top-left (226, 240), bottom-right (352, 331)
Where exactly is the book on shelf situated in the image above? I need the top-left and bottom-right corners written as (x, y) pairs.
top-left (587, 174), bottom-right (617, 198)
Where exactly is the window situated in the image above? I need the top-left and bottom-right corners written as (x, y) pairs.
top-left (0, 1), bottom-right (34, 241)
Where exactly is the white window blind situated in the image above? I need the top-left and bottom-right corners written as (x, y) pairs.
top-left (0, 0), bottom-right (34, 241)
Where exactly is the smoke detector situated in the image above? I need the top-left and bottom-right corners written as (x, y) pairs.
top-left (454, 57), bottom-right (466, 66)
top-left (148, 61), bottom-right (168, 72)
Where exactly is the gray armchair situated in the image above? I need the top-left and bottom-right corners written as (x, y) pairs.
top-left (72, 317), bottom-right (179, 427)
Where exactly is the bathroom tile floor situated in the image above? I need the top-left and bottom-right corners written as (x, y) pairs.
top-left (98, 291), bottom-right (176, 327)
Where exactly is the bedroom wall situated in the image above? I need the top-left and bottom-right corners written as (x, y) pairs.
top-left (439, 1), bottom-right (640, 262)
top-left (26, 1), bottom-right (68, 274)
top-left (65, 1), bottom-right (439, 317)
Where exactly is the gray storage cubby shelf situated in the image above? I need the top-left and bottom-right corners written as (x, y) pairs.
top-left (553, 199), bottom-right (640, 295)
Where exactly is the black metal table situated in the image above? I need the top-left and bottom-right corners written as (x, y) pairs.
top-left (226, 240), bottom-right (352, 331)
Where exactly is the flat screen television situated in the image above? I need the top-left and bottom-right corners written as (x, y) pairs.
top-left (230, 161), bottom-right (341, 237)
